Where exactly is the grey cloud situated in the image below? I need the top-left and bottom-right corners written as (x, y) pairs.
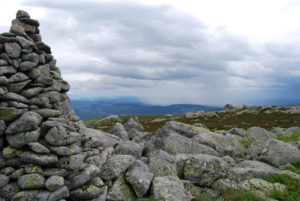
top-left (15, 0), bottom-right (300, 104)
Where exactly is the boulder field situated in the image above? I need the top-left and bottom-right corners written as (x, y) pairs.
top-left (0, 10), bottom-right (300, 201)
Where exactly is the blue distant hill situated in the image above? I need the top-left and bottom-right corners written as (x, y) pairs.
top-left (70, 96), bottom-right (222, 119)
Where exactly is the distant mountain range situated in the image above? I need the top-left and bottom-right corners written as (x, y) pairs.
top-left (70, 96), bottom-right (222, 119)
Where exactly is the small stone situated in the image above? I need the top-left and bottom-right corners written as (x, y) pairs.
top-left (45, 176), bottom-right (65, 192)
top-left (34, 108), bottom-right (62, 118)
top-left (0, 87), bottom-right (7, 96)
top-left (24, 164), bottom-right (43, 174)
top-left (0, 107), bottom-right (25, 122)
top-left (4, 42), bottom-right (21, 58)
top-left (21, 87), bottom-right (43, 98)
top-left (19, 61), bottom-right (37, 71)
top-left (8, 101), bottom-right (28, 108)
top-left (35, 41), bottom-right (51, 54)
top-left (19, 18), bottom-right (40, 27)
top-left (67, 165), bottom-right (100, 190)
top-left (18, 174), bottom-right (45, 189)
top-left (28, 142), bottom-right (50, 154)
top-left (16, 10), bottom-right (30, 19)
top-left (0, 59), bottom-right (8, 66)
top-left (5, 111), bottom-right (42, 135)
top-left (70, 184), bottom-right (102, 200)
top-left (0, 182), bottom-right (19, 200)
top-left (0, 174), bottom-right (9, 188)
top-left (16, 36), bottom-right (36, 50)
top-left (8, 80), bottom-right (31, 93)
top-left (0, 92), bottom-right (29, 103)
top-left (6, 128), bottom-right (40, 148)
top-left (48, 186), bottom-right (69, 201)
top-left (45, 126), bottom-right (80, 146)
top-left (106, 174), bottom-right (135, 201)
top-left (8, 72), bottom-right (29, 83)
top-left (19, 151), bottom-right (58, 166)
top-left (0, 66), bottom-right (16, 76)
top-left (3, 146), bottom-right (23, 158)
top-left (0, 76), bottom-right (9, 84)
top-left (10, 168), bottom-right (25, 179)
top-left (56, 153), bottom-right (85, 170)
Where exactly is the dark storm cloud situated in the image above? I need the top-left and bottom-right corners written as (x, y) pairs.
top-left (18, 0), bottom-right (300, 104)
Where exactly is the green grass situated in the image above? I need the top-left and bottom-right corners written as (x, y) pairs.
top-left (265, 174), bottom-right (300, 201)
top-left (83, 111), bottom-right (300, 133)
top-left (240, 139), bottom-right (251, 148)
top-left (222, 190), bottom-right (266, 201)
top-left (287, 161), bottom-right (300, 175)
top-left (276, 132), bottom-right (300, 142)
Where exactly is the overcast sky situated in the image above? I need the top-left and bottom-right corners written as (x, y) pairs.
top-left (1, 0), bottom-right (300, 106)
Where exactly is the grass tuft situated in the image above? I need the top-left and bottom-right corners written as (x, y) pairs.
top-left (276, 132), bottom-right (300, 142)
top-left (222, 190), bottom-right (265, 201)
top-left (265, 174), bottom-right (300, 201)
top-left (240, 139), bottom-right (251, 148)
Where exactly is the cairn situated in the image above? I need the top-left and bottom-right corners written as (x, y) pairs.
top-left (0, 10), bottom-right (108, 201)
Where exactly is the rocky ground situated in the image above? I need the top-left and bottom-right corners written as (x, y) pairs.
top-left (83, 106), bottom-right (300, 201)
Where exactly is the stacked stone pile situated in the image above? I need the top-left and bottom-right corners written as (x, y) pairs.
top-left (0, 10), bottom-right (105, 201)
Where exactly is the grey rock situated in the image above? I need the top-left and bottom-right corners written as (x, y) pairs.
top-left (38, 91), bottom-right (62, 104)
top-left (124, 117), bottom-right (144, 131)
top-left (19, 61), bottom-right (37, 71)
top-left (28, 142), bottom-right (50, 154)
top-left (49, 144), bottom-right (81, 156)
top-left (222, 156), bottom-right (236, 166)
top-left (114, 141), bottom-right (144, 159)
top-left (0, 174), bottom-right (9, 188)
top-left (34, 109), bottom-right (62, 118)
top-left (0, 182), bottom-right (19, 200)
top-left (5, 111), bottom-right (42, 135)
top-left (18, 174), bottom-right (45, 189)
top-left (29, 97), bottom-right (51, 108)
top-left (8, 72), bottom-right (29, 83)
top-left (6, 128), bottom-right (40, 148)
top-left (0, 107), bottom-right (25, 122)
top-left (42, 168), bottom-right (71, 177)
top-left (21, 52), bottom-right (39, 63)
top-left (45, 126), bottom-right (80, 146)
top-left (162, 121), bottom-right (211, 138)
top-left (28, 64), bottom-right (52, 85)
top-left (3, 146), bottom-right (23, 159)
top-left (260, 139), bottom-right (300, 167)
top-left (212, 179), bottom-right (241, 194)
top-left (88, 186), bottom-right (107, 201)
top-left (175, 154), bottom-right (194, 178)
top-left (11, 190), bottom-right (41, 201)
top-left (106, 174), bottom-right (135, 201)
top-left (16, 10), bottom-right (30, 19)
top-left (153, 176), bottom-right (193, 201)
top-left (109, 123), bottom-right (129, 140)
top-left (67, 165), bottom-right (100, 189)
top-left (0, 87), bottom-right (7, 96)
top-left (0, 59), bottom-right (8, 66)
top-left (19, 18), bottom-right (40, 27)
top-left (16, 36), bottom-right (36, 50)
top-left (184, 154), bottom-right (229, 186)
top-left (125, 160), bottom-right (153, 197)
top-left (93, 115), bottom-right (121, 126)
top-left (0, 76), bottom-right (9, 84)
top-left (19, 151), bottom-right (58, 166)
top-left (36, 41), bottom-right (51, 54)
top-left (5, 42), bottom-right (21, 58)
top-left (229, 127), bottom-right (247, 137)
top-left (8, 101), bottom-right (28, 108)
top-left (8, 80), bottom-right (31, 93)
top-left (192, 132), bottom-right (246, 157)
top-left (48, 186), bottom-right (69, 201)
top-left (0, 66), bottom-right (16, 75)
top-left (24, 164), bottom-right (42, 174)
top-left (148, 128), bottom-right (218, 156)
top-left (229, 160), bottom-right (279, 182)
top-left (56, 153), bottom-right (86, 170)
top-left (246, 127), bottom-right (275, 144)
top-left (80, 128), bottom-right (121, 149)
top-left (149, 150), bottom-right (177, 177)
top-left (1, 92), bottom-right (28, 103)
top-left (100, 155), bottom-right (135, 180)
top-left (70, 184), bottom-right (102, 200)
top-left (45, 176), bottom-right (65, 192)
top-left (240, 178), bottom-right (286, 196)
